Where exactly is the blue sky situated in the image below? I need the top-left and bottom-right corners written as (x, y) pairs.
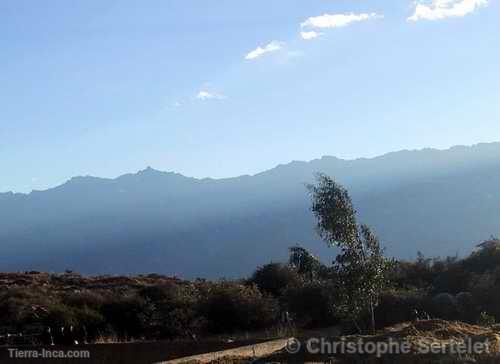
top-left (1, 0), bottom-right (499, 192)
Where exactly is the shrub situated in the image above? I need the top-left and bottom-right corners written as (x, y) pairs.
top-left (100, 294), bottom-right (153, 339)
top-left (431, 293), bottom-right (459, 320)
top-left (478, 311), bottom-right (496, 326)
top-left (73, 306), bottom-right (106, 340)
top-left (464, 245), bottom-right (500, 275)
top-left (284, 281), bottom-right (338, 328)
top-left (140, 284), bottom-right (177, 302)
top-left (455, 292), bottom-right (478, 322)
top-left (44, 303), bottom-right (77, 327)
top-left (250, 263), bottom-right (300, 297)
top-left (200, 282), bottom-right (278, 334)
top-left (61, 290), bottom-right (106, 310)
top-left (432, 266), bottom-right (472, 294)
top-left (0, 288), bottom-right (52, 327)
top-left (375, 289), bottom-right (431, 328)
top-left (139, 282), bottom-right (201, 339)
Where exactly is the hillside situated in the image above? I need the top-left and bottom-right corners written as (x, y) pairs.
top-left (2, 143), bottom-right (500, 277)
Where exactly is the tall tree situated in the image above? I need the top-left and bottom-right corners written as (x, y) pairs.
top-left (308, 173), bottom-right (392, 333)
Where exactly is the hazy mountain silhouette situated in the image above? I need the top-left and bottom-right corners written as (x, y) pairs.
top-left (2, 143), bottom-right (500, 278)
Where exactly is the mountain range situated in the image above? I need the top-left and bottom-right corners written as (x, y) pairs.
top-left (2, 143), bottom-right (500, 278)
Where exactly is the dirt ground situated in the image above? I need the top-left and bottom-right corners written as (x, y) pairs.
top-left (202, 320), bottom-right (500, 364)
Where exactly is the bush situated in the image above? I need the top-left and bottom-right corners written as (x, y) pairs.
top-left (100, 294), bottom-right (153, 339)
top-left (431, 293), bottom-right (459, 320)
top-left (455, 292), bottom-right (478, 322)
top-left (139, 282), bottom-right (201, 339)
top-left (250, 263), bottom-right (300, 297)
top-left (464, 245), bottom-right (500, 275)
top-left (0, 288), bottom-right (53, 328)
top-left (284, 281), bottom-right (338, 328)
top-left (73, 306), bottom-right (106, 340)
top-left (478, 311), bottom-right (496, 326)
top-left (61, 291), bottom-right (106, 310)
top-left (44, 303), bottom-right (77, 327)
top-left (140, 284), bottom-right (174, 301)
top-left (432, 266), bottom-right (472, 294)
top-left (375, 289), bottom-right (431, 328)
top-left (200, 282), bottom-right (278, 334)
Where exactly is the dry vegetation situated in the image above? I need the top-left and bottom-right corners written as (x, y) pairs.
top-left (0, 271), bottom-right (279, 345)
top-left (202, 320), bottom-right (500, 364)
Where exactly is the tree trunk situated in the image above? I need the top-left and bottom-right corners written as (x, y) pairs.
top-left (369, 299), bottom-right (376, 334)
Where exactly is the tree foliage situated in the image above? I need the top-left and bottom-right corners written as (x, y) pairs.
top-left (308, 174), bottom-right (393, 332)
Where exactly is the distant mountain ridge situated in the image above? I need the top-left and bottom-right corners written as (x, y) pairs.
top-left (2, 143), bottom-right (500, 278)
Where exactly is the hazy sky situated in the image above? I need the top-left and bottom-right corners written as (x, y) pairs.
top-left (1, 0), bottom-right (499, 192)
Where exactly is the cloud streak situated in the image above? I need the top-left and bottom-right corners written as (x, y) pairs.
top-left (196, 90), bottom-right (226, 101)
top-left (245, 41), bottom-right (284, 60)
top-left (300, 31), bottom-right (323, 40)
top-left (408, 0), bottom-right (488, 21)
top-left (301, 13), bottom-right (381, 29)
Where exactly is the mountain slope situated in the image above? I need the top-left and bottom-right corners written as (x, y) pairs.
top-left (2, 143), bottom-right (500, 278)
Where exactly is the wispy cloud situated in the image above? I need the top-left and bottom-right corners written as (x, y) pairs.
top-left (245, 41), bottom-right (284, 60)
top-left (301, 13), bottom-right (381, 29)
top-left (408, 0), bottom-right (488, 21)
top-left (196, 90), bottom-right (226, 101)
top-left (300, 31), bottom-right (324, 40)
